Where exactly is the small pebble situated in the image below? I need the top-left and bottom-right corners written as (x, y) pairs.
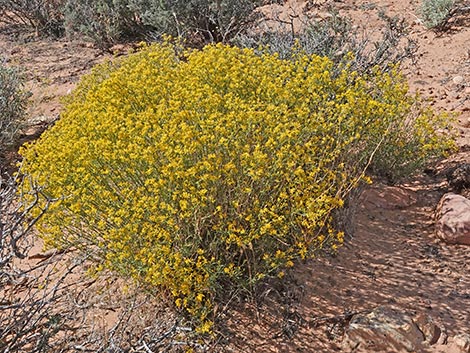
top-left (453, 76), bottom-right (465, 85)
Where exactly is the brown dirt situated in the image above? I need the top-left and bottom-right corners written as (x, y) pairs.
top-left (0, 28), bottom-right (107, 121)
top-left (1, 0), bottom-right (470, 352)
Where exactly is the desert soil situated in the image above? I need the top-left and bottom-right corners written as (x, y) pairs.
top-left (1, 0), bottom-right (469, 352)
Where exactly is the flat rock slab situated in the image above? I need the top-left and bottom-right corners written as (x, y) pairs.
top-left (435, 193), bottom-right (470, 245)
top-left (342, 306), bottom-right (443, 353)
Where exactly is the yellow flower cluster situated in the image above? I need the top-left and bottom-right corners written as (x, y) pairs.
top-left (19, 42), bottom-right (454, 331)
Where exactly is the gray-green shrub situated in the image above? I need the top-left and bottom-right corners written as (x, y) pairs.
top-left (127, 0), bottom-right (262, 43)
top-left (0, 0), bottom-right (65, 36)
top-left (419, 0), bottom-right (456, 29)
top-left (63, 0), bottom-right (263, 47)
top-left (233, 12), bottom-right (416, 74)
top-left (63, 0), bottom-right (140, 48)
top-left (0, 60), bottom-right (29, 163)
top-left (418, 0), bottom-right (470, 30)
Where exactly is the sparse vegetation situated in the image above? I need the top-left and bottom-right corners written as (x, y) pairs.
top-left (419, 0), bottom-right (456, 29)
top-left (127, 0), bottom-right (262, 43)
top-left (234, 11), bottom-right (417, 74)
top-left (63, 0), bottom-right (140, 49)
top-left (419, 0), bottom-right (470, 30)
top-left (64, 0), bottom-right (263, 48)
top-left (1, 0), bottom-right (263, 47)
top-left (0, 172), bottom-right (60, 352)
top-left (0, 59), bottom-right (29, 165)
top-left (0, 0), bottom-right (65, 36)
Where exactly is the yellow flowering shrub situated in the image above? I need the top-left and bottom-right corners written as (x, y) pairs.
top-left (19, 43), bottom-right (454, 331)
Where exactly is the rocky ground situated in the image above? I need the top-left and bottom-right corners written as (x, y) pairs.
top-left (1, 0), bottom-right (470, 352)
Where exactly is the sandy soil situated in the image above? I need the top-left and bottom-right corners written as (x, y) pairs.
top-left (0, 27), bottom-right (107, 120)
top-left (1, 0), bottom-right (469, 352)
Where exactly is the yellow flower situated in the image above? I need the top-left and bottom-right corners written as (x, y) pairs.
top-left (19, 41), bottom-right (454, 333)
top-left (196, 293), bottom-right (204, 302)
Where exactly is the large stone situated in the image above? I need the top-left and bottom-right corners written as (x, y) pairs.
top-left (435, 193), bottom-right (470, 245)
top-left (342, 307), bottom-right (442, 352)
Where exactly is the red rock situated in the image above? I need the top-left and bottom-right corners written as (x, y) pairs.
top-left (435, 193), bottom-right (470, 245)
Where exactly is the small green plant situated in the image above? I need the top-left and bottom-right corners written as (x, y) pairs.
top-left (20, 43), bottom-right (454, 332)
top-left (0, 60), bottom-right (29, 164)
top-left (418, 0), bottom-right (462, 30)
top-left (419, 0), bottom-right (454, 29)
